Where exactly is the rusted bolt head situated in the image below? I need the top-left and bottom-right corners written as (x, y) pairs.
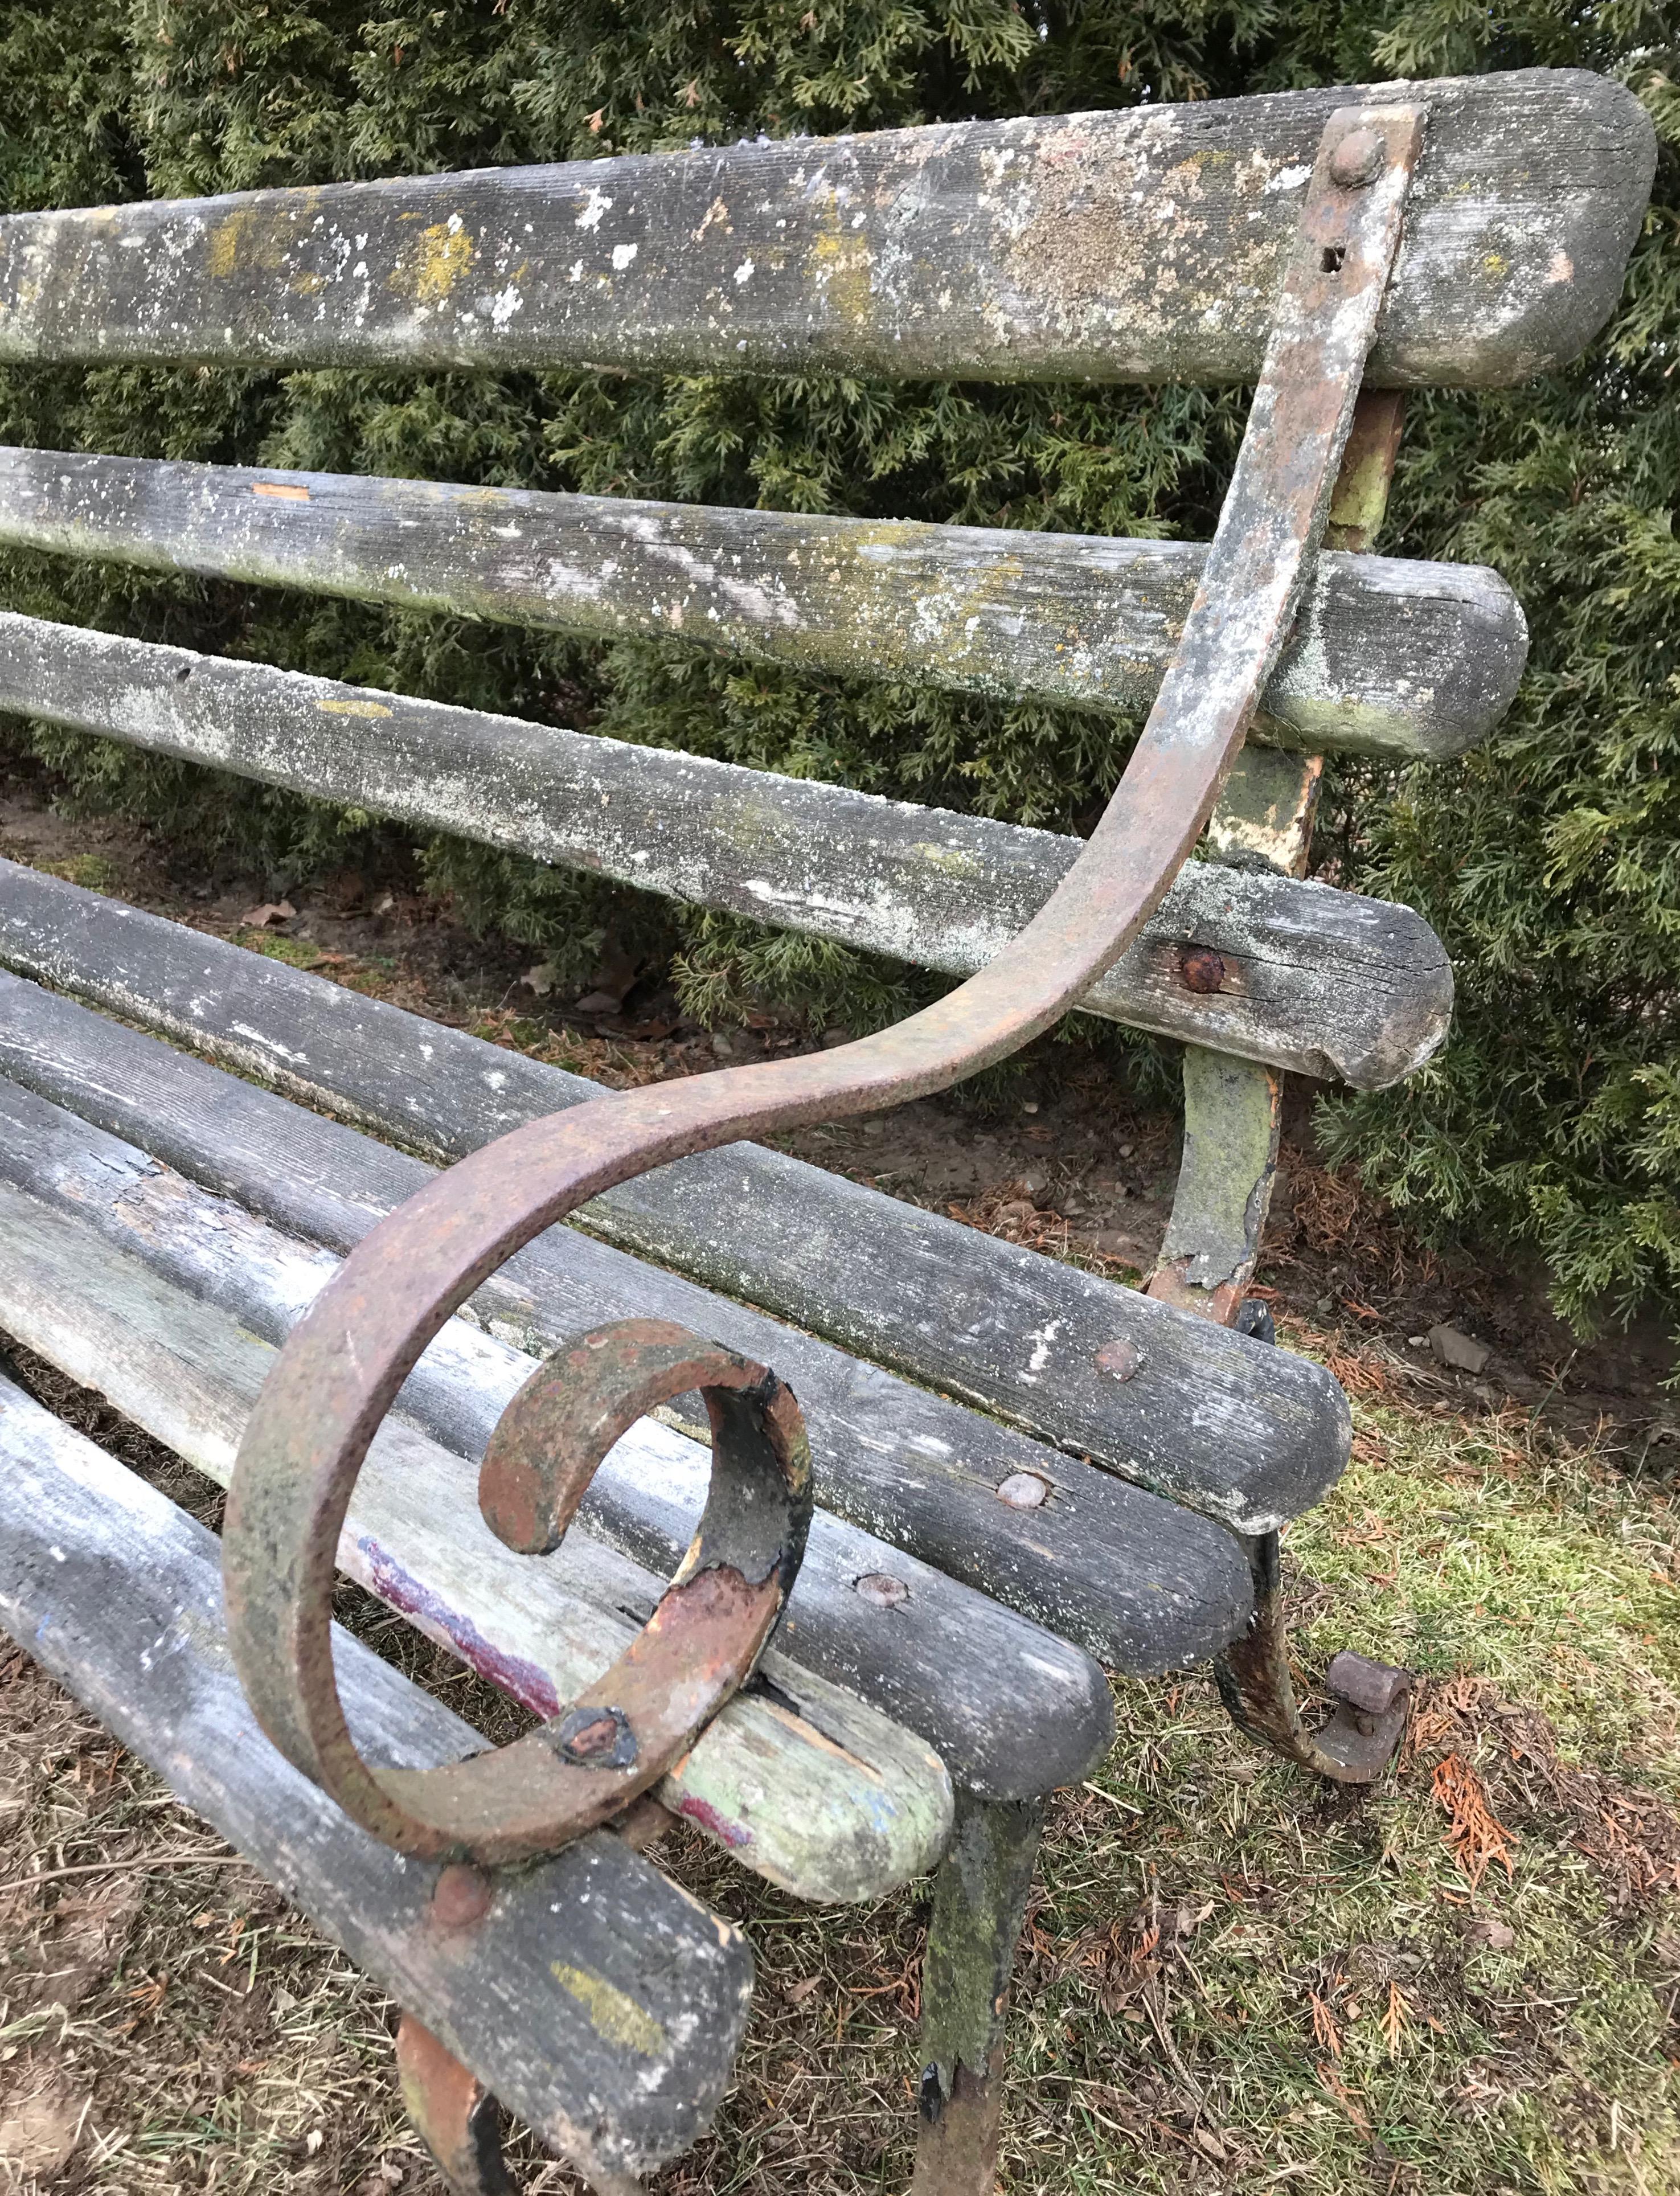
top-left (854, 1571), bottom-right (910, 1611)
top-left (996, 1470), bottom-right (1051, 1510)
top-left (553, 1703), bottom-right (638, 1769)
top-left (1095, 1337), bottom-right (1142, 1382)
top-left (1179, 945), bottom-right (1226, 994)
top-left (1329, 128), bottom-right (1386, 189)
top-left (430, 1862), bottom-right (494, 1931)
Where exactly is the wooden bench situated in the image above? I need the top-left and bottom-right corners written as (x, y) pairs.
top-left (0, 66), bottom-right (1653, 2195)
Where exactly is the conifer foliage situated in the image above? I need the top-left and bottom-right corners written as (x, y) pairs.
top-left (0, 1), bottom-right (1674, 1333)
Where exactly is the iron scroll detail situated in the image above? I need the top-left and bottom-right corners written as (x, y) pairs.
top-left (221, 106), bottom-right (1425, 1862)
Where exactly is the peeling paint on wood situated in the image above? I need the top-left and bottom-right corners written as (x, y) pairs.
top-left (0, 1092), bottom-right (1121, 1797)
top-left (0, 72), bottom-right (1653, 386)
top-left (0, 1164), bottom-right (957, 1895)
top-left (0, 864), bottom-right (1347, 1537)
top-left (0, 1372), bottom-right (753, 2182)
top-left (0, 453), bottom-right (1526, 760)
top-left (0, 617), bottom-right (1454, 1087)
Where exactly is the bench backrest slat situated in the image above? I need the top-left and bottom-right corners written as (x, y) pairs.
top-left (0, 612), bottom-right (1449, 1089)
top-left (0, 449), bottom-right (1525, 760)
top-left (0, 71), bottom-right (1651, 387)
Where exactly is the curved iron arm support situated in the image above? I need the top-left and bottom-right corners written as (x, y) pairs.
top-left (220, 105), bottom-right (1424, 1869)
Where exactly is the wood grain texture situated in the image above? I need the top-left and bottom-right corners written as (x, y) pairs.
top-left (0, 1087), bottom-right (1117, 1801)
top-left (0, 616), bottom-right (1453, 1086)
top-left (0, 454), bottom-right (1526, 763)
top-left (0, 73), bottom-right (1652, 386)
top-left (0, 1163), bottom-right (960, 1879)
top-left (0, 861), bottom-right (1347, 1536)
top-left (0, 1371), bottom-right (753, 2184)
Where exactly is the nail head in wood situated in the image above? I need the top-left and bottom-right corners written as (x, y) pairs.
top-left (855, 1572), bottom-right (911, 1611)
top-left (1329, 129), bottom-right (1387, 190)
top-left (1094, 1339), bottom-right (1142, 1383)
top-left (995, 1473), bottom-right (1050, 1510)
top-left (1180, 946), bottom-right (1227, 995)
top-left (429, 1863), bottom-right (495, 1931)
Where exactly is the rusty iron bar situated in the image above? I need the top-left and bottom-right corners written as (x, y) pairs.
top-left (1167, 384), bottom-right (1420, 1786)
top-left (221, 104), bottom-right (1425, 1873)
top-left (1215, 1534), bottom-right (1415, 1783)
top-left (272, 1314), bottom-right (809, 1863)
top-left (397, 2003), bottom-right (648, 2196)
top-left (397, 2013), bottom-right (518, 2196)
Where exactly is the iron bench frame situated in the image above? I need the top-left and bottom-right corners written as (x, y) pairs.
top-left (0, 64), bottom-right (1656, 2196)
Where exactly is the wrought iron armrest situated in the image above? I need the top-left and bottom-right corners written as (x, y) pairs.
top-left (220, 104), bottom-right (1424, 2195)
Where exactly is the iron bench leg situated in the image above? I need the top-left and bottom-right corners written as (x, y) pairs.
top-left (1215, 1530), bottom-right (1412, 1784)
top-left (913, 1792), bottom-right (1044, 2196)
top-left (1149, 390), bottom-right (1417, 1786)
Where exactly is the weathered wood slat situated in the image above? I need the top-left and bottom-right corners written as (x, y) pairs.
top-left (0, 1165), bottom-right (963, 1877)
top-left (0, 452), bottom-right (1525, 763)
top-left (0, 617), bottom-right (1452, 1085)
top-left (0, 865), bottom-right (1347, 1537)
top-left (0, 72), bottom-right (1651, 386)
top-left (0, 1371), bottom-right (753, 2184)
top-left (0, 982), bottom-right (1240, 1707)
top-left (0, 1132), bottom-right (1113, 1805)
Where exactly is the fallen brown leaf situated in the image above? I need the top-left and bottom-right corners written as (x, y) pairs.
top-left (1432, 1752), bottom-right (1518, 1887)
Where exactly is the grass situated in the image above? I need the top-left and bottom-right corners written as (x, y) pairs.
top-left (3, 1337), bottom-right (1677, 2195)
top-left (0, 821), bottom-right (1674, 2191)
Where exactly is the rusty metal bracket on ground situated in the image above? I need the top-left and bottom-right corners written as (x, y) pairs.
top-left (1215, 1530), bottom-right (1414, 1783)
top-left (219, 101), bottom-right (1424, 2195)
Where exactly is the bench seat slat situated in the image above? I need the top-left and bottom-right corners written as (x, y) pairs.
top-left (0, 961), bottom-right (1253, 1674)
top-left (0, 619), bottom-right (1452, 1087)
top-left (0, 863), bottom-right (1347, 1537)
top-left (0, 1162), bottom-right (965, 1878)
top-left (0, 1085), bottom-right (1118, 1803)
top-left (0, 1372), bottom-right (753, 2184)
top-left (0, 452), bottom-right (1526, 763)
top-left (0, 72), bottom-right (1651, 386)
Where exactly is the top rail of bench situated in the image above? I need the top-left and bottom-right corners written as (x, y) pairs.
top-left (0, 72), bottom-right (1651, 387)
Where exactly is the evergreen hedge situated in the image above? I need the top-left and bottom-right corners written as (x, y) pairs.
top-left (0, 1), bottom-right (1674, 1337)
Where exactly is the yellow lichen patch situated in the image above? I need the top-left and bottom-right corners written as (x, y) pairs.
top-left (205, 198), bottom-right (309, 280)
top-left (412, 218), bottom-right (474, 304)
top-left (205, 208), bottom-right (251, 280)
top-left (550, 1963), bottom-right (666, 2057)
top-left (806, 212), bottom-right (874, 328)
top-left (911, 843), bottom-right (984, 880)
top-left (317, 697), bottom-right (392, 719)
